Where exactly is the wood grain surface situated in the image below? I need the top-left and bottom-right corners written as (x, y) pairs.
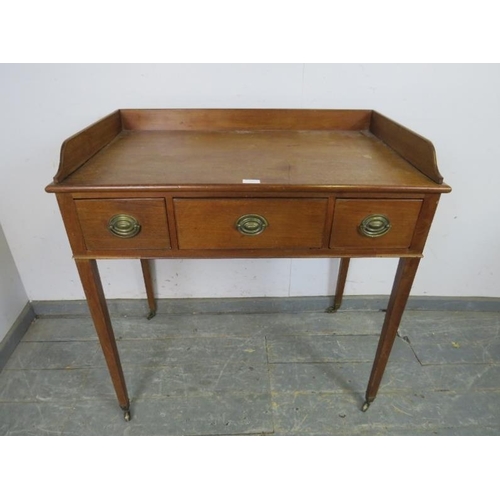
top-left (52, 130), bottom-right (444, 192)
top-left (174, 198), bottom-right (328, 250)
top-left (75, 198), bottom-right (170, 251)
top-left (330, 198), bottom-right (423, 249)
top-left (55, 111), bottom-right (121, 183)
top-left (120, 108), bottom-right (372, 131)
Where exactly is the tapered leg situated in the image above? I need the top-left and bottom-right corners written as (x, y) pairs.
top-left (362, 257), bottom-right (420, 411)
top-left (334, 258), bottom-right (350, 311)
top-left (140, 259), bottom-right (156, 320)
top-left (327, 258), bottom-right (351, 313)
top-left (75, 259), bottom-right (131, 421)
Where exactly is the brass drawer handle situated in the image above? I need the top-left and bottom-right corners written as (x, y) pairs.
top-left (236, 214), bottom-right (269, 236)
top-left (359, 214), bottom-right (391, 238)
top-left (108, 214), bottom-right (142, 238)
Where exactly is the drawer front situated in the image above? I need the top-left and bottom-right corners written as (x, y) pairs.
top-left (75, 198), bottom-right (170, 251)
top-left (330, 199), bottom-right (423, 249)
top-left (174, 198), bottom-right (328, 250)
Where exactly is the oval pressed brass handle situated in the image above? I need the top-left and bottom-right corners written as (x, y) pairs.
top-left (358, 214), bottom-right (391, 238)
top-left (236, 214), bottom-right (269, 236)
top-left (108, 214), bottom-right (141, 238)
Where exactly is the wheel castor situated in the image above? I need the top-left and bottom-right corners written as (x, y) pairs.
top-left (124, 410), bottom-right (131, 422)
top-left (361, 401), bottom-right (371, 412)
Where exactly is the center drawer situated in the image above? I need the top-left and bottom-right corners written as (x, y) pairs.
top-left (174, 198), bottom-right (328, 250)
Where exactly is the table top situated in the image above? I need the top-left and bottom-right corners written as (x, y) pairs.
top-left (46, 109), bottom-right (450, 194)
top-left (61, 129), bottom-right (440, 191)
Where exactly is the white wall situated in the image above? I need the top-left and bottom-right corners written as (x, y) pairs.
top-left (0, 64), bottom-right (499, 301)
top-left (0, 222), bottom-right (29, 341)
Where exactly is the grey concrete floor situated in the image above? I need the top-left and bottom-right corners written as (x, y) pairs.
top-left (1, 309), bottom-right (499, 435)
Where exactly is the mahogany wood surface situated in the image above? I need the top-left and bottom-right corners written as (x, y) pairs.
top-left (75, 259), bottom-right (129, 410)
top-left (64, 246), bottom-right (426, 260)
top-left (365, 257), bottom-right (421, 403)
top-left (140, 259), bottom-right (156, 316)
top-left (174, 198), bottom-right (328, 250)
top-left (120, 108), bottom-right (372, 131)
top-left (330, 199), bottom-right (423, 249)
top-left (46, 109), bottom-right (451, 194)
top-left (49, 129), bottom-right (446, 193)
top-left (333, 258), bottom-right (351, 311)
top-left (75, 198), bottom-right (170, 251)
top-left (409, 194), bottom-right (441, 251)
top-left (55, 193), bottom-right (87, 256)
top-left (55, 111), bottom-right (121, 183)
top-left (370, 111), bottom-right (443, 184)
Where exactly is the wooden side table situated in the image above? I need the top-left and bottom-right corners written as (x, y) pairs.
top-left (46, 109), bottom-right (451, 421)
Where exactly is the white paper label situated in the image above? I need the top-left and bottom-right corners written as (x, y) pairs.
top-left (242, 179), bottom-right (261, 184)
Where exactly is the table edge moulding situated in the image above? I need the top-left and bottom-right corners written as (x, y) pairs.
top-left (46, 109), bottom-right (451, 422)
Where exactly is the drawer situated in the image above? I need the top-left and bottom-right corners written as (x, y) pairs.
top-left (174, 198), bottom-right (328, 250)
top-left (330, 199), bottom-right (422, 249)
top-left (75, 198), bottom-right (170, 251)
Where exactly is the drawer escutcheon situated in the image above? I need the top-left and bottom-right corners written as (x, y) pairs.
top-left (108, 214), bottom-right (142, 238)
top-left (358, 214), bottom-right (391, 238)
top-left (236, 214), bottom-right (269, 236)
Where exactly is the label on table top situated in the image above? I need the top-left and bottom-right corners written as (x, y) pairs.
top-left (242, 179), bottom-right (261, 183)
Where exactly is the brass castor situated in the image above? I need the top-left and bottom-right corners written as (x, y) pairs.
top-left (361, 401), bottom-right (371, 412)
top-left (147, 310), bottom-right (156, 320)
top-left (124, 410), bottom-right (131, 422)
